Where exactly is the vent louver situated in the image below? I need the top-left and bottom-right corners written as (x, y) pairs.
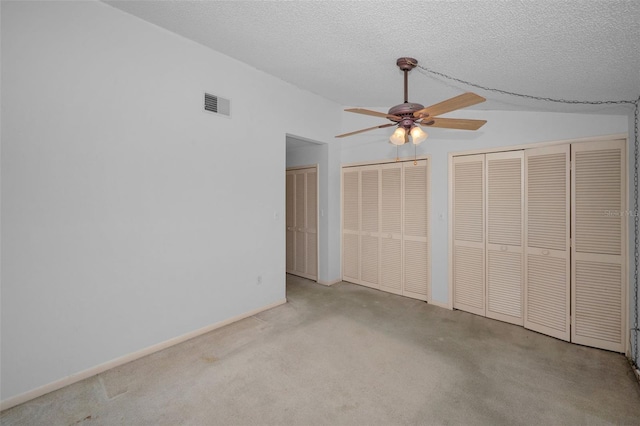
top-left (204, 92), bottom-right (230, 116)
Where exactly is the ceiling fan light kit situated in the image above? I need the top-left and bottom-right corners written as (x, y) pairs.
top-left (337, 57), bottom-right (487, 148)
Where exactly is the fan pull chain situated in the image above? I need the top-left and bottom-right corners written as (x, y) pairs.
top-left (414, 144), bottom-right (417, 165)
top-left (395, 145), bottom-right (399, 162)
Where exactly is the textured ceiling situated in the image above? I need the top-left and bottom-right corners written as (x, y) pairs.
top-left (104, 0), bottom-right (640, 115)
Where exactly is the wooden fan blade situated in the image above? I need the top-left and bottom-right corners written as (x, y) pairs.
top-left (335, 123), bottom-right (395, 138)
top-left (345, 108), bottom-right (401, 121)
top-left (413, 92), bottom-right (486, 118)
top-left (420, 117), bottom-right (487, 130)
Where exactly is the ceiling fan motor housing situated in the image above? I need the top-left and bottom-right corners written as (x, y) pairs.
top-left (388, 102), bottom-right (425, 128)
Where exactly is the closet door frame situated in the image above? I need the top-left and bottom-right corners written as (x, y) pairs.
top-left (286, 164), bottom-right (319, 282)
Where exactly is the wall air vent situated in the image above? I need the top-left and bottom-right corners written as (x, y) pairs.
top-left (204, 92), bottom-right (230, 117)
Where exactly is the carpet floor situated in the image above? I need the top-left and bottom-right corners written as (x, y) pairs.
top-left (2, 275), bottom-right (640, 425)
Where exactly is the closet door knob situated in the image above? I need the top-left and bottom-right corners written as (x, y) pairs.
top-left (542, 249), bottom-right (550, 255)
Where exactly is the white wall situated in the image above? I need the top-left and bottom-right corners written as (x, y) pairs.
top-left (0, 0), bottom-right (340, 401)
top-left (340, 109), bottom-right (630, 304)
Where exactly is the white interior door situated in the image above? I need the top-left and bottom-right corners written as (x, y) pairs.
top-left (485, 151), bottom-right (524, 325)
top-left (571, 139), bottom-right (626, 352)
top-left (342, 168), bottom-right (360, 282)
top-left (403, 160), bottom-right (429, 301)
top-left (524, 144), bottom-right (570, 341)
top-left (380, 163), bottom-right (403, 295)
top-left (453, 154), bottom-right (486, 316)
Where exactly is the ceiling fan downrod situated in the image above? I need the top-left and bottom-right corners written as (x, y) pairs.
top-left (396, 57), bottom-right (417, 104)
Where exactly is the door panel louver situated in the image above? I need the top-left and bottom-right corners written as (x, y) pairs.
top-left (526, 154), bottom-right (567, 251)
top-left (526, 254), bottom-right (568, 334)
top-left (380, 238), bottom-right (402, 293)
top-left (343, 233), bottom-right (359, 281)
top-left (295, 229), bottom-right (305, 273)
top-left (306, 233), bottom-right (317, 277)
top-left (487, 250), bottom-right (522, 320)
top-left (453, 155), bottom-right (485, 315)
top-left (404, 239), bottom-right (428, 297)
top-left (571, 140), bottom-right (625, 352)
top-left (306, 171), bottom-right (317, 231)
top-left (404, 163), bottom-right (428, 238)
top-left (361, 169), bottom-right (379, 233)
top-left (454, 245), bottom-right (485, 312)
top-left (381, 167), bottom-right (402, 234)
top-left (574, 150), bottom-right (621, 255)
top-left (361, 235), bottom-right (379, 286)
top-left (525, 144), bottom-right (570, 341)
top-left (487, 158), bottom-right (522, 246)
top-left (343, 171), bottom-right (359, 232)
top-left (575, 261), bottom-right (621, 344)
top-left (454, 161), bottom-right (484, 243)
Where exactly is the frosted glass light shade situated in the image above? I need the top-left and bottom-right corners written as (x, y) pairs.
top-left (410, 126), bottom-right (428, 145)
top-left (389, 127), bottom-right (406, 145)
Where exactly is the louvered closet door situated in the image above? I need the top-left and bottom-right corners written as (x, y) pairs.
top-left (305, 169), bottom-right (318, 279)
top-left (286, 171), bottom-right (295, 273)
top-left (486, 151), bottom-right (524, 326)
top-left (294, 171), bottom-right (307, 276)
top-left (403, 160), bottom-right (429, 301)
top-left (571, 140), bottom-right (626, 352)
top-left (342, 169), bottom-right (360, 282)
top-left (524, 145), bottom-right (570, 341)
top-left (453, 155), bottom-right (486, 316)
top-left (360, 166), bottom-right (380, 289)
top-left (380, 163), bottom-right (403, 296)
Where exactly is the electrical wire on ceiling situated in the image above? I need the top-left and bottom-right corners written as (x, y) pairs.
top-left (412, 60), bottom-right (640, 369)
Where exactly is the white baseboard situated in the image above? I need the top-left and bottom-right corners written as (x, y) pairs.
top-left (0, 298), bottom-right (287, 412)
top-left (317, 279), bottom-right (341, 286)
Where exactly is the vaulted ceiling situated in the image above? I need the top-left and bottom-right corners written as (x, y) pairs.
top-left (104, 0), bottom-right (639, 115)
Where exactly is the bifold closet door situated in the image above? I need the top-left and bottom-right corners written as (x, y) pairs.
top-left (485, 151), bottom-right (524, 326)
top-left (571, 139), bottom-right (626, 352)
top-left (453, 154), bottom-right (486, 316)
top-left (342, 168), bottom-right (360, 282)
top-left (380, 163), bottom-right (403, 295)
top-left (360, 166), bottom-right (381, 289)
top-left (286, 168), bottom-right (318, 281)
top-left (294, 172), bottom-right (306, 275)
top-left (524, 145), bottom-right (570, 341)
top-left (286, 172), bottom-right (295, 273)
top-left (305, 169), bottom-right (318, 279)
top-left (403, 160), bottom-right (429, 300)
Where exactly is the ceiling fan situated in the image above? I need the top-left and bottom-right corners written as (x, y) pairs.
top-left (336, 58), bottom-right (487, 145)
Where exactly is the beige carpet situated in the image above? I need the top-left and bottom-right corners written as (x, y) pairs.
top-left (2, 275), bottom-right (640, 425)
